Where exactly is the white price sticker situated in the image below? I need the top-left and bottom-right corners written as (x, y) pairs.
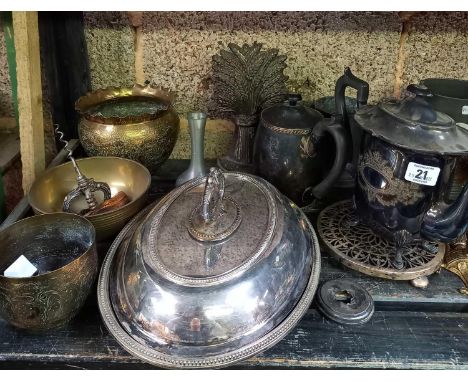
top-left (404, 162), bottom-right (440, 186)
top-left (462, 105), bottom-right (468, 115)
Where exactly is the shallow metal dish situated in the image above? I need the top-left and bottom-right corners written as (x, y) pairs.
top-left (0, 213), bottom-right (97, 330)
top-left (98, 169), bottom-right (321, 368)
top-left (28, 156), bottom-right (151, 240)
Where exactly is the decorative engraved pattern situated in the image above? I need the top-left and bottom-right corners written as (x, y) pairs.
top-left (443, 235), bottom-right (468, 295)
top-left (188, 197), bottom-right (242, 242)
top-left (147, 173), bottom-right (278, 287)
top-left (77, 85), bottom-right (180, 172)
top-left (0, 250), bottom-right (97, 329)
top-left (358, 151), bottom-right (425, 207)
top-left (212, 42), bottom-right (288, 116)
top-left (318, 200), bottom-right (444, 280)
top-left (263, 122), bottom-right (310, 136)
top-left (97, 204), bottom-right (321, 369)
top-left (299, 135), bottom-right (317, 159)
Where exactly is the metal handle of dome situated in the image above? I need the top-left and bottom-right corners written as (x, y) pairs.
top-left (201, 167), bottom-right (225, 223)
top-left (188, 168), bottom-right (242, 242)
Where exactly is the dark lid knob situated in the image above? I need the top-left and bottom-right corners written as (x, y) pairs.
top-left (406, 84), bottom-right (433, 98)
top-left (287, 94), bottom-right (302, 106)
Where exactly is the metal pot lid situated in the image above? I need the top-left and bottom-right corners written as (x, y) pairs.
top-left (261, 94), bottom-right (323, 132)
top-left (143, 168), bottom-right (277, 284)
top-left (355, 85), bottom-right (468, 155)
top-left (316, 279), bottom-right (374, 325)
top-left (98, 168), bottom-right (321, 368)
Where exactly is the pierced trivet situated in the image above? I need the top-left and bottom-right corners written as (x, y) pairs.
top-left (317, 200), bottom-right (444, 285)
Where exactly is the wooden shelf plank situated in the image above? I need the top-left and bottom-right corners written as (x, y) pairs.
top-left (12, 11), bottom-right (45, 193)
top-left (0, 301), bottom-right (467, 369)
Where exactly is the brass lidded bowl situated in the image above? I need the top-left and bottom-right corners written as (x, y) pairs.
top-left (0, 213), bottom-right (97, 330)
top-left (75, 84), bottom-right (180, 172)
top-left (28, 156), bottom-right (151, 240)
top-left (98, 168), bottom-right (321, 368)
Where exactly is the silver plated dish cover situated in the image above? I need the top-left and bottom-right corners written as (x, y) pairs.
top-left (98, 168), bottom-right (321, 368)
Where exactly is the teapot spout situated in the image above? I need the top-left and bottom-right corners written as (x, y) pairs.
top-left (421, 183), bottom-right (468, 242)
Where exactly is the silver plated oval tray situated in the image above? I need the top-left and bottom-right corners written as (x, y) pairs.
top-left (97, 202), bottom-right (321, 369)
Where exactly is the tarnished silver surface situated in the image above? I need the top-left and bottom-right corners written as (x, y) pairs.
top-left (187, 168), bottom-right (242, 243)
top-left (98, 170), bottom-right (321, 368)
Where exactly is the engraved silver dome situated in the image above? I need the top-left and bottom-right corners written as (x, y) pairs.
top-left (98, 168), bottom-right (321, 368)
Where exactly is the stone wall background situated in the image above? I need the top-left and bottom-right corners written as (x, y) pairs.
top-left (1, 12), bottom-right (467, 159)
top-left (82, 11), bottom-right (468, 159)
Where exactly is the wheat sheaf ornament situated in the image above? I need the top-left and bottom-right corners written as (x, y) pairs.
top-left (212, 42), bottom-right (288, 172)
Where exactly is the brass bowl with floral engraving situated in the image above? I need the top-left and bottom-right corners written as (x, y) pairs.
top-left (75, 84), bottom-right (180, 172)
top-left (0, 213), bottom-right (97, 330)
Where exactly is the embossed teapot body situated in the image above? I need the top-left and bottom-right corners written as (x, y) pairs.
top-left (352, 85), bottom-right (468, 258)
top-left (253, 94), bottom-right (347, 207)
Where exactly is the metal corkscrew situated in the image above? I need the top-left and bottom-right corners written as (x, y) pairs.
top-left (54, 125), bottom-right (111, 213)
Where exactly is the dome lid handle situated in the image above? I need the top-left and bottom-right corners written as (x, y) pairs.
top-left (188, 168), bottom-right (242, 242)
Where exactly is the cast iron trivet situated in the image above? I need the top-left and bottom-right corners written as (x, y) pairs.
top-left (317, 200), bottom-right (445, 287)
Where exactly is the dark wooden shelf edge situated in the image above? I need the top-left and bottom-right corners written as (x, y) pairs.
top-left (1, 309), bottom-right (468, 370)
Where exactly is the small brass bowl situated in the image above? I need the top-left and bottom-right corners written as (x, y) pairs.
top-left (28, 157), bottom-right (151, 240)
top-left (75, 84), bottom-right (180, 172)
top-left (0, 213), bottom-right (97, 330)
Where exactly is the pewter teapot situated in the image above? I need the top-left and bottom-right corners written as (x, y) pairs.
top-left (349, 84), bottom-right (468, 268)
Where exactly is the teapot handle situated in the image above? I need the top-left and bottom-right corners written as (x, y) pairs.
top-left (311, 119), bottom-right (347, 199)
top-left (334, 67), bottom-right (369, 128)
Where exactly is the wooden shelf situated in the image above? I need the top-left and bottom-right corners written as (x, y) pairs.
top-left (0, 158), bottom-right (467, 370)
